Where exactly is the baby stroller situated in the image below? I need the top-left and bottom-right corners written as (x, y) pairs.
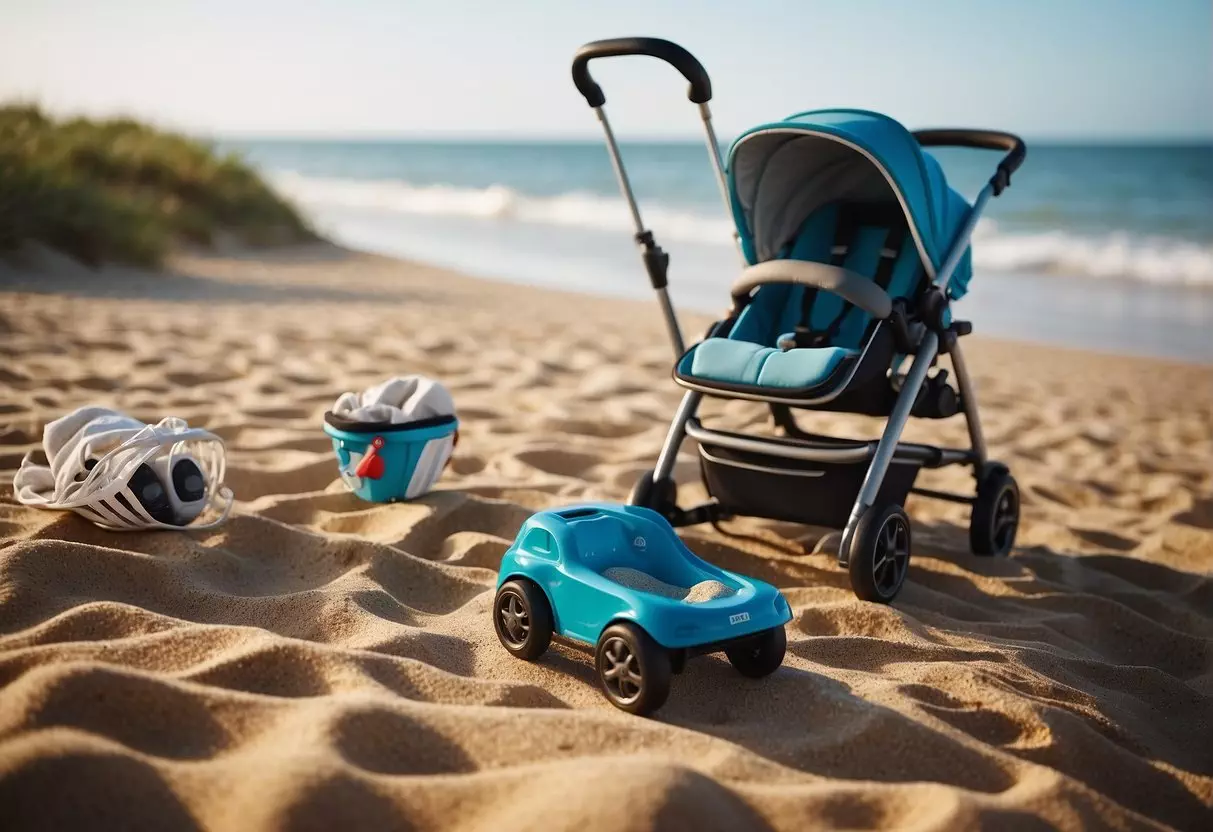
top-left (572, 38), bottom-right (1025, 604)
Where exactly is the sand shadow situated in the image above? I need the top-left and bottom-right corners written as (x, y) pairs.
top-left (0, 746), bottom-right (204, 831)
top-left (613, 507), bottom-right (1213, 828)
top-left (813, 516), bottom-right (1212, 828)
top-left (277, 774), bottom-right (417, 831)
top-left (328, 704), bottom-right (476, 777)
top-left (538, 634), bottom-right (1017, 793)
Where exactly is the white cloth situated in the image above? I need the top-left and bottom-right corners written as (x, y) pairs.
top-left (332, 375), bottom-right (456, 424)
top-left (13, 406), bottom-right (148, 506)
top-left (13, 405), bottom-right (232, 531)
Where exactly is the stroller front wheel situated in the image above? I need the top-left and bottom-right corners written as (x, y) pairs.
top-left (847, 503), bottom-right (912, 604)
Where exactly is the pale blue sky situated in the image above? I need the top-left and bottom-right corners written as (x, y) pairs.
top-left (2, 0), bottom-right (1210, 140)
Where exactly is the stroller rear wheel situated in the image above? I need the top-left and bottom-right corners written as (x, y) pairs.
top-left (970, 463), bottom-right (1019, 556)
top-left (628, 469), bottom-right (677, 516)
top-left (847, 503), bottom-right (912, 603)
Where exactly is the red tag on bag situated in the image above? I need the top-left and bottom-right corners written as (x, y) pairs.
top-left (354, 436), bottom-right (386, 480)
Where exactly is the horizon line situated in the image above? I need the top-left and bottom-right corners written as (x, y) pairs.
top-left (209, 130), bottom-right (1213, 146)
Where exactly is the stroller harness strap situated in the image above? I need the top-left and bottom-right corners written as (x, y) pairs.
top-left (787, 206), bottom-right (909, 350)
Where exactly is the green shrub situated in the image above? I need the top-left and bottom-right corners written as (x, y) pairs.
top-left (0, 103), bottom-right (316, 267)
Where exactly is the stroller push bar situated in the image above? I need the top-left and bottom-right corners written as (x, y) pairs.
top-left (571, 37), bottom-right (740, 359)
top-left (912, 129), bottom-right (1026, 196)
top-left (572, 38), bottom-right (712, 107)
top-left (911, 129), bottom-right (1025, 294)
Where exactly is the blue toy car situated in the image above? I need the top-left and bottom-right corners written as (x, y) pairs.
top-left (493, 502), bottom-right (792, 715)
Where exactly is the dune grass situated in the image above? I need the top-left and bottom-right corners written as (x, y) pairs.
top-left (0, 104), bottom-right (317, 267)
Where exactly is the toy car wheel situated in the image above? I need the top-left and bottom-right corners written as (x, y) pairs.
top-left (970, 463), bottom-right (1019, 557)
top-left (493, 579), bottom-right (553, 660)
top-left (725, 625), bottom-right (786, 678)
top-left (847, 503), bottom-right (912, 604)
top-left (595, 622), bottom-right (671, 716)
top-left (627, 470), bottom-right (676, 516)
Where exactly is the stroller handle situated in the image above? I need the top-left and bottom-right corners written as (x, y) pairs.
top-left (912, 129), bottom-right (1026, 195)
top-left (572, 38), bottom-right (712, 108)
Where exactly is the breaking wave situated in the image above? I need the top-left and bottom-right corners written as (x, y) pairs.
top-left (272, 171), bottom-right (1213, 287)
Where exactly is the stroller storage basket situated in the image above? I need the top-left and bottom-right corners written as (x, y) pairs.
top-left (699, 440), bottom-right (921, 530)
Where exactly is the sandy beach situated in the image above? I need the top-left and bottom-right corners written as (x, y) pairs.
top-left (1, 243), bottom-right (1210, 830)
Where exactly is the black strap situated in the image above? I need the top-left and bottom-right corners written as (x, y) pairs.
top-left (862, 223), bottom-right (914, 343)
top-left (873, 223), bottom-right (908, 292)
top-left (814, 225), bottom-right (894, 345)
top-left (789, 207), bottom-right (864, 348)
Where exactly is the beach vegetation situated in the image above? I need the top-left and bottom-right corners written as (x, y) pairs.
top-left (0, 103), bottom-right (316, 267)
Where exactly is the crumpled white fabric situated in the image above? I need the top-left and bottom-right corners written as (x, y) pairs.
top-left (331, 375), bottom-right (456, 424)
top-left (13, 405), bottom-right (233, 531)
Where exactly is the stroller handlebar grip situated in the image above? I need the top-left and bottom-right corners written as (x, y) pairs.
top-left (572, 38), bottom-right (712, 108)
top-left (912, 129), bottom-right (1026, 195)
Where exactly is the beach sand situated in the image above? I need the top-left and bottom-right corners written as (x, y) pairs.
top-left (1, 243), bottom-right (1211, 831)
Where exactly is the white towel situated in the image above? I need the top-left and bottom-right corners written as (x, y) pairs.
top-left (332, 375), bottom-right (456, 424)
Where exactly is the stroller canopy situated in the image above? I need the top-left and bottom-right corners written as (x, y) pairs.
top-left (727, 109), bottom-right (975, 298)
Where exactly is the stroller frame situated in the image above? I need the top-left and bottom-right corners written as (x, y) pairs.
top-left (572, 38), bottom-right (1025, 603)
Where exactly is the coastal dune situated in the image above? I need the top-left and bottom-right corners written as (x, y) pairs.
top-left (1, 244), bottom-right (1211, 830)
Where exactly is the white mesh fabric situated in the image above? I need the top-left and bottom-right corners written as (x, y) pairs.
top-left (13, 407), bottom-right (233, 531)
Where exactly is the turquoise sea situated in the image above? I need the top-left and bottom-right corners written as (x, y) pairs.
top-left (223, 139), bottom-right (1213, 362)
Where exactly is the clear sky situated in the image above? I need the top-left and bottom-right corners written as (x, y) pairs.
top-left (2, 0), bottom-right (1210, 140)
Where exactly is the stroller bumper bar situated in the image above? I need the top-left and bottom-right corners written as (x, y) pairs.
top-left (731, 260), bottom-right (894, 319)
top-left (572, 37), bottom-right (712, 107)
top-left (684, 420), bottom-right (978, 469)
top-left (912, 129), bottom-right (1026, 196)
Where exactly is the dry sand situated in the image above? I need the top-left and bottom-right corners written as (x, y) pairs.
top-left (1, 243), bottom-right (1211, 831)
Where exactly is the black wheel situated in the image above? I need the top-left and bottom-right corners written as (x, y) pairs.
top-left (627, 469), bottom-right (676, 515)
top-left (493, 579), bottom-right (553, 660)
top-left (847, 503), bottom-right (912, 604)
top-left (970, 463), bottom-right (1019, 556)
top-left (725, 626), bottom-right (787, 678)
top-left (594, 622), bottom-right (671, 716)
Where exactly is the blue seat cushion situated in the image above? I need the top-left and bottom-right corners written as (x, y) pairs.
top-left (682, 338), bottom-right (859, 389)
top-left (674, 200), bottom-right (924, 394)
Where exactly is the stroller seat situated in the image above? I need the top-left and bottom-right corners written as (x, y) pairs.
top-left (676, 202), bottom-right (922, 398)
top-left (682, 339), bottom-right (858, 390)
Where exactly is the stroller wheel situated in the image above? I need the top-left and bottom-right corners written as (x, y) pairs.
top-left (847, 503), bottom-right (912, 604)
top-left (970, 463), bottom-right (1019, 556)
top-left (627, 469), bottom-right (677, 515)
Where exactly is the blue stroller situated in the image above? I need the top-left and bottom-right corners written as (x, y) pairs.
top-left (572, 38), bottom-right (1025, 604)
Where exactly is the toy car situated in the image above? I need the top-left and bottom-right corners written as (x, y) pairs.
top-left (493, 502), bottom-right (792, 715)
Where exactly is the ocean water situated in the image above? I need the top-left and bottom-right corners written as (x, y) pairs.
top-left (223, 138), bottom-right (1213, 362)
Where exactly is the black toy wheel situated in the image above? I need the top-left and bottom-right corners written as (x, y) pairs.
top-left (847, 503), bottom-right (912, 604)
top-left (970, 463), bottom-right (1019, 557)
top-left (627, 470), bottom-right (676, 515)
top-left (725, 626), bottom-right (787, 678)
top-left (493, 579), bottom-right (553, 660)
top-left (594, 622), bottom-right (672, 716)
